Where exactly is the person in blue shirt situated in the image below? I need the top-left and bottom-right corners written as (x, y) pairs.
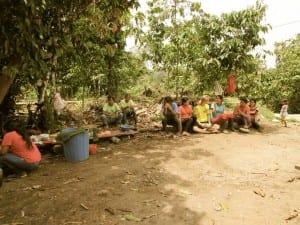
top-left (161, 96), bottom-right (182, 134)
top-left (212, 95), bottom-right (225, 118)
top-left (211, 95), bottom-right (231, 132)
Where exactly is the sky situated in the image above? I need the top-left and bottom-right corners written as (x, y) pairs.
top-left (198, 0), bottom-right (300, 68)
top-left (129, 0), bottom-right (300, 68)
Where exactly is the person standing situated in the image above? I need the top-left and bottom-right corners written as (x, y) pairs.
top-left (0, 120), bottom-right (41, 186)
top-left (280, 99), bottom-right (288, 127)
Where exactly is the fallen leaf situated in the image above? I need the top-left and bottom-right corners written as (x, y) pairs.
top-left (120, 180), bottom-right (130, 184)
top-left (32, 185), bottom-right (42, 189)
top-left (80, 203), bottom-right (89, 210)
top-left (286, 176), bottom-right (300, 183)
top-left (63, 178), bottom-right (81, 185)
top-left (105, 207), bottom-right (115, 215)
top-left (285, 210), bottom-right (298, 220)
top-left (214, 203), bottom-right (229, 212)
top-left (142, 214), bottom-right (156, 220)
top-left (253, 189), bottom-right (266, 198)
top-left (130, 188), bottom-right (139, 192)
top-left (64, 222), bottom-right (82, 225)
top-left (219, 203), bottom-right (229, 211)
top-left (123, 214), bottom-right (142, 222)
top-left (117, 208), bottom-right (132, 213)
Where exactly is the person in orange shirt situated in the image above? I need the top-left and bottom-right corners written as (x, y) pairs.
top-left (0, 120), bottom-right (41, 186)
top-left (178, 97), bottom-right (194, 136)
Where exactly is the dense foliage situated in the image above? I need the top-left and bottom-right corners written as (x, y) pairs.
top-left (133, 0), bottom-right (269, 96)
top-left (0, 0), bottom-right (141, 131)
top-left (1, 0), bottom-right (299, 130)
top-left (259, 34), bottom-right (300, 113)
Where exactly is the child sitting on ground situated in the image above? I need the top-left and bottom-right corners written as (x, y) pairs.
top-left (249, 98), bottom-right (260, 130)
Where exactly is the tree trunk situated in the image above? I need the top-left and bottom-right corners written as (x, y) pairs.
top-left (0, 74), bottom-right (15, 105)
top-left (107, 57), bottom-right (116, 96)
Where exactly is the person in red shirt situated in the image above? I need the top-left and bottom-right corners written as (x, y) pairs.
top-left (0, 120), bottom-right (41, 186)
top-left (232, 97), bottom-right (251, 131)
top-left (178, 97), bottom-right (194, 136)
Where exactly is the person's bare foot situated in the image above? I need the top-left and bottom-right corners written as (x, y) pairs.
top-left (182, 131), bottom-right (190, 136)
top-left (193, 126), bottom-right (204, 133)
top-left (239, 127), bottom-right (250, 133)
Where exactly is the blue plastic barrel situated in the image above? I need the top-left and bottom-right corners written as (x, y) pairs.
top-left (61, 128), bottom-right (89, 162)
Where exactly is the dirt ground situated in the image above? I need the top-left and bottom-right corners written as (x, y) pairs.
top-left (1, 121), bottom-right (300, 225)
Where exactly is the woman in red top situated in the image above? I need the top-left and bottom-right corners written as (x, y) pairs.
top-left (178, 97), bottom-right (194, 136)
top-left (0, 120), bottom-right (41, 186)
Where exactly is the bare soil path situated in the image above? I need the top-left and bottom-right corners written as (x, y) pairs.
top-left (0, 122), bottom-right (300, 225)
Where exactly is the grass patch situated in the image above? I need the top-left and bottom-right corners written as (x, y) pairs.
top-left (223, 97), bottom-right (239, 109)
top-left (258, 105), bottom-right (275, 121)
top-left (287, 118), bottom-right (299, 123)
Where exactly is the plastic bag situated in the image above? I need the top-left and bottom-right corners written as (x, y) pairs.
top-left (53, 93), bottom-right (65, 115)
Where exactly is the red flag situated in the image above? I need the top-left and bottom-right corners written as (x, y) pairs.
top-left (227, 73), bottom-right (235, 95)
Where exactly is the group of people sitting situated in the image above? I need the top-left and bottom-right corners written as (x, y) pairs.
top-left (0, 93), bottom-right (140, 187)
top-left (161, 95), bottom-right (260, 136)
top-left (99, 94), bottom-right (138, 129)
top-left (99, 93), bottom-right (261, 136)
top-left (0, 93), bottom-right (260, 187)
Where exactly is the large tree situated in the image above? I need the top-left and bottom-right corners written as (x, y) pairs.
top-left (133, 0), bottom-right (269, 95)
top-left (0, 0), bottom-right (139, 130)
top-left (260, 34), bottom-right (300, 113)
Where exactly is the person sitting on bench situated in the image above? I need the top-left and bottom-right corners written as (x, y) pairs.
top-left (100, 96), bottom-right (122, 129)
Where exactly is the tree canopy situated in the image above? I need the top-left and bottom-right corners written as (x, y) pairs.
top-left (1, 0), bottom-right (300, 126)
top-left (133, 0), bottom-right (269, 95)
top-left (259, 34), bottom-right (300, 113)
